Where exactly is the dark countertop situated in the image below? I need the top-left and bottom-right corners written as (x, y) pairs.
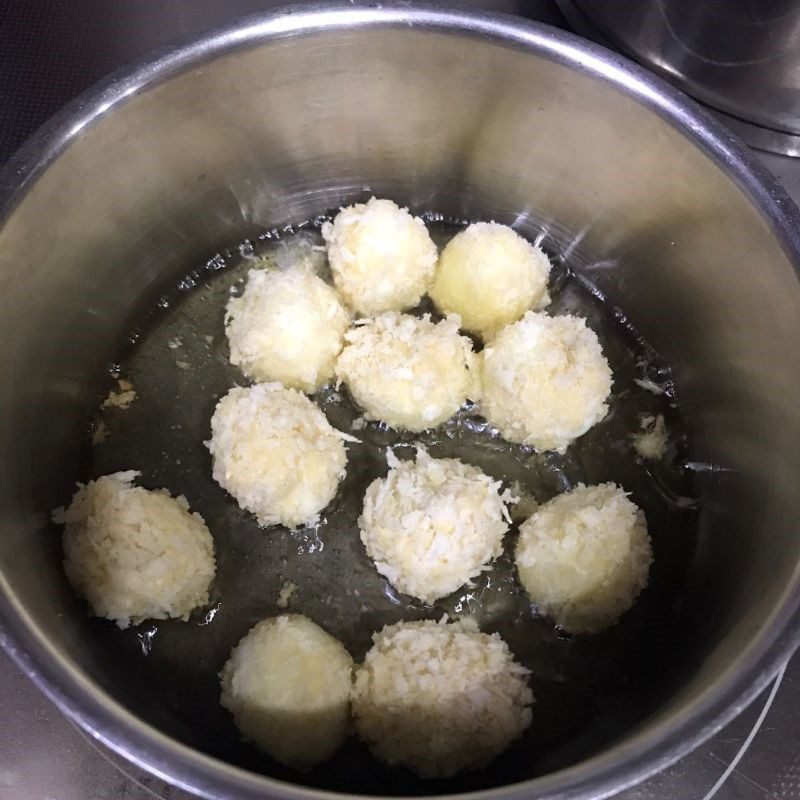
top-left (0, 2), bottom-right (797, 799)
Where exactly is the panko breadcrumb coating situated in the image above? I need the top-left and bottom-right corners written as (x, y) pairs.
top-left (515, 483), bottom-right (652, 634)
top-left (220, 615), bottom-right (354, 770)
top-left (52, 471), bottom-right (215, 629)
top-left (225, 268), bottom-right (350, 393)
top-left (322, 197), bottom-right (438, 315)
top-left (336, 312), bottom-right (479, 432)
top-left (633, 414), bottom-right (668, 460)
top-left (352, 617), bottom-right (533, 778)
top-left (480, 311), bottom-right (612, 452)
top-left (207, 383), bottom-right (354, 528)
top-left (359, 448), bottom-right (512, 603)
top-left (430, 222), bottom-right (551, 337)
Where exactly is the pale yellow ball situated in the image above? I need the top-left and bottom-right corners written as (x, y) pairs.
top-left (220, 615), bottom-right (354, 769)
top-left (480, 311), bottom-right (612, 452)
top-left (430, 222), bottom-right (551, 338)
top-left (321, 197), bottom-right (437, 315)
top-left (515, 483), bottom-right (652, 633)
top-left (52, 471), bottom-right (215, 629)
top-left (335, 312), bottom-right (479, 432)
top-left (207, 384), bottom-right (353, 528)
top-left (225, 268), bottom-right (350, 393)
top-left (352, 617), bottom-right (532, 778)
top-left (359, 448), bottom-right (511, 603)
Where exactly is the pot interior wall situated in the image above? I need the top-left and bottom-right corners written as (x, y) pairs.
top-left (0, 16), bottom-right (799, 797)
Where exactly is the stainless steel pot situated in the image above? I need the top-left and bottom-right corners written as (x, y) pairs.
top-left (1, 5), bottom-right (799, 799)
top-left (556, 0), bottom-right (800, 155)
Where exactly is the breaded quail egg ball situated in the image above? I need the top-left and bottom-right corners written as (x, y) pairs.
top-left (352, 617), bottom-right (533, 778)
top-left (430, 222), bottom-right (551, 338)
top-left (321, 197), bottom-right (438, 315)
top-left (480, 311), bottom-right (612, 452)
top-left (335, 312), bottom-right (479, 432)
top-left (52, 471), bottom-right (215, 629)
top-left (207, 383), bottom-right (353, 528)
top-left (515, 483), bottom-right (652, 634)
top-left (359, 448), bottom-right (511, 603)
top-left (225, 268), bottom-right (350, 393)
top-left (220, 614), bottom-right (354, 770)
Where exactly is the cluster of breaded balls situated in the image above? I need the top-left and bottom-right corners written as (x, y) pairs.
top-left (53, 197), bottom-right (653, 779)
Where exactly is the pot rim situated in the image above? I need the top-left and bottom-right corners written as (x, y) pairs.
top-left (1, 4), bottom-right (799, 799)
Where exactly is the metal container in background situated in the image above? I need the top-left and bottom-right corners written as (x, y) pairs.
top-left (557, 0), bottom-right (800, 155)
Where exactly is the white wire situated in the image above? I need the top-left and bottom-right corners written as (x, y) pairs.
top-left (700, 660), bottom-right (789, 800)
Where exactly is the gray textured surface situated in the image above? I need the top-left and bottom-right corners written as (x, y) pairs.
top-left (0, 1), bottom-right (797, 799)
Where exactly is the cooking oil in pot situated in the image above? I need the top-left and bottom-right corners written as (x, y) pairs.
top-left (82, 217), bottom-right (698, 794)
